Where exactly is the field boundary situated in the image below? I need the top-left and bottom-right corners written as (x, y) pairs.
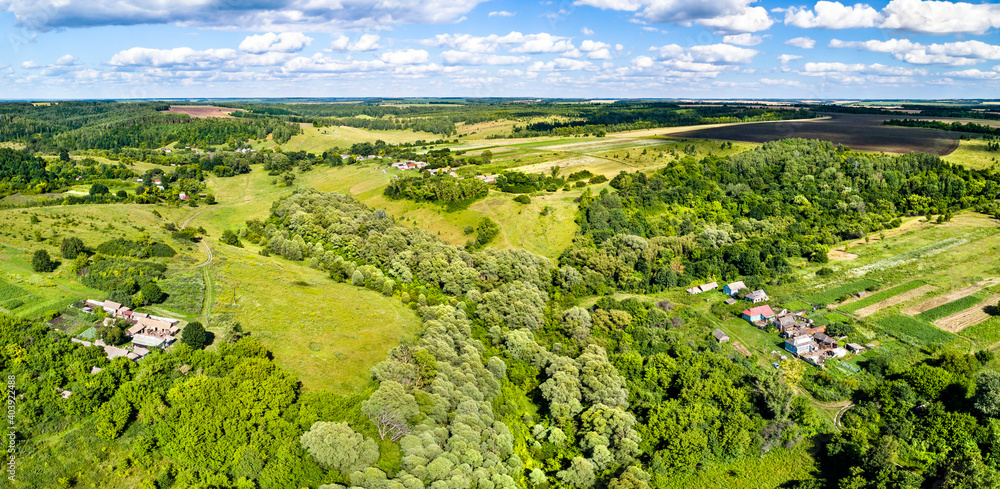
top-left (854, 284), bottom-right (937, 318)
top-left (935, 293), bottom-right (1000, 333)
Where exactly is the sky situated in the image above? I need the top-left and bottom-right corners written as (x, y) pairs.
top-left (1, 0), bottom-right (999, 99)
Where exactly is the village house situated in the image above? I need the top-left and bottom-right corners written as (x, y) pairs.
top-left (713, 329), bottom-right (730, 343)
top-left (686, 282), bottom-right (718, 295)
top-left (746, 289), bottom-right (770, 303)
top-left (475, 174), bottom-right (497, 184)
top-left (742, 305), bottom-right (776, 324)
top-left (784, 335), bottom-right (817, 356)
top-left (722, 281), bottom-right (746, 297)
top-left (813, 332), bottom-right (838, 349)
top-left (846, 343), bottom-right (866, 353)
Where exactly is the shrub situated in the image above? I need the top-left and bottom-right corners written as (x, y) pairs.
top-left (31, 249), bottom-right (58, 272)
top-left (220, 230), bottom-right (243, 247)
top-left (60, 237), bottom-right (88, 259)
top-left (182, 321), bottom-right (207, 349)
top-left (513, 195), bottom-right (531, 204)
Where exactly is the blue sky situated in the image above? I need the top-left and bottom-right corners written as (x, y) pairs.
top-left (1, 0), bottom-right (999, 99)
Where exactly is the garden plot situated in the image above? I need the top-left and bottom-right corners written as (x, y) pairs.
top-left (853, 284), bottom-right (938, 318)
top-left (934, 293), bottom-right (1000, 333)
top-left (902, 278), bottom-right (999, 315)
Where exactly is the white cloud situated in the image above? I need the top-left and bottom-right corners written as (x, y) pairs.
top-left (425, 32), bottom-right (577, 55)
top-left (943, 68), bottom-right (999, 79)
top-left (55, 54), bottom-right (77, 65)
top-left (785, 37), bottom-right (816, 49)
top-left (489, 10), bottom-right (515, 17)
top-left (631, 56), bottom-right (655, 69)
top-left (581, 27), bottom-right (595, 35)
top-left (760, 77), bottom-right (805, 87)
top-left (527, 58), bottom-right (594, 71)
top-left (239, 32), bottom-right (312, 54)
top-left (801, 61), bottom-right (926, 76)
top-left (21, 61), bottom-right (39, 69)
top-left (108, 47), bottom-right (237, 69)
top-left (574, 0), bottom-right (772, 32)
top-left (880, 0), bottom-right (1000, 35)
top-left (722, 33), bottom-right (763, 46)
top-left (688, 44), bottom-right (758, 64)
top-left (3, 0), bottom-right (488, 31)
top-left (830, 38), bottom-right (1000, 66)
top-left (784, 1), bottom-right (881, 29)
top-left (696, 6), bottom-right (773, 33)
top-left (579, 40), bottom-right (614, 59)
top-left (778, 54), bottom-right (803, 64)
top-left (329, 34), bottom-right (381, 52)
top-left (440, 51), bottom-right (530, 65)
top-left (380, 49), bottom-right (430, 65)
top-left (649, 44), bottom-right (685, 59)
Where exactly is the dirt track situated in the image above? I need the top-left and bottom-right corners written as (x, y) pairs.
top-left (855, 284), bottom-right (937, 318)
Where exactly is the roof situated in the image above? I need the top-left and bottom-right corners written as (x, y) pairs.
top-left (743, 305), bottom-right (776, 317)
top-left (131, 334), bottom-right (165, 348)
top-left (725, 281), bottom-right (746, 291)
top-left (712, 329), bottom-right (729, 340)
top-left (847, 343), bottom-right (865, 350)
top-left (136, 317), bottom-right (172, 330)
top-left (747, 289), bottom-right (769, 299)
top-left (104, 345), bottom-right (129, 359)
top-left (724, 298), bottom-right (737, 304)
top-left (788, 335), bottom-right (814, 347)
top-left (127, 325), bottom-right (144, 336)
top-left (775, 315), bottom-right (796, 327)
top-left (133, 347), bottom-right (150, 356)
top-left (70, 338), bottom-right (92, 347)
top-left (103, 300), bottom-right (122, 310)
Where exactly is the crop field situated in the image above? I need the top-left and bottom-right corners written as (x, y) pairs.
top-left (917, 290), bottom-right (992, 322)
top-left (840, 280), bottom-right (928, 314)
top-left (851, 284), bottom-right (938, 318)
top-left (206, 244), bottom-right (421, 393)
top-left (903, 280), bottom-right (998, 315)
top-left (935, 293), bottom-right (1000, 333)
top-left (163, 105), bottom-right (238, 118)
top-left (803, 279), bottom-right (879, 305)
top-left (657, 441), bottom-right (817, 489)
top-left (667, 113), bottom-right (962, 155)
top-left (877, 314), bottom-right (956, 346)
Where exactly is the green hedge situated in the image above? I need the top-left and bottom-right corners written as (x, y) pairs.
top-left (917, 291), bottom-right (990, 322)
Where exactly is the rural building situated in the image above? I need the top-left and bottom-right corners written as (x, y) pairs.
top-left (475, 174), bottom-right (497, 184)
top-left (746, 289), bottom-right (770, 303)
top-left (855, 291), bottom-right (869, 299)
top-left (813, 333), bottom-right (838, 349)
top-left (724, 298), bottom-right (737, 305)
top-left (131, 334), bottom-right (166, 348)
top-left (742, 305), bottom-right (776, 323)
top-left (686, 282), bottom-right (718, 295)
top-left (713, 329), bottom-right (730, 343)
top-left (784, 335), bottom-right (817, 356)
top-left (723, 281), bottom-right (747, 297)
top-left (846, 343), bottom-right (866, 353)
top-left (102, 300), bottom-right (123, 314)
top-left (70, 338), bottom-right (92, 347)
top-left (103, 345), bottom-right (129, 360)
top-left (830, 347), bottom-right (848, 358)
top-left (774, 314), bottom-right (796, 331)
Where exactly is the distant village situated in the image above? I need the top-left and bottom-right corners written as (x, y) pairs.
top-left (689, 280), bottom-right (868, 367)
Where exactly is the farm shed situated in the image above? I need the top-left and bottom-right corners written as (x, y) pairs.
top-left (713, 329), bottom-right (730, 343)
top-left (723, 281), bottom-right (747, 297)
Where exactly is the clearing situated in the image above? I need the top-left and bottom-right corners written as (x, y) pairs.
top-left (163, 105), bottom-right (239, 118)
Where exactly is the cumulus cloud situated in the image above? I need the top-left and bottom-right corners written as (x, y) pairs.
top-left (574, 0), bottom-right (772, 32)
top-left (329, 33), bottom-right (381, 52)
top-left (943, 68), bottom-right (999, 79)
top-left (239, 32), bottom-right (312, 54)
top-left (581, 27), bottom-right (595, 35)
top-left (21, 60), bottom-right (39, 69)
top-left (723, 33), bottom-right (763, 46)
top-left (785, 37), bottom-right (816, 49)
top-left (527, 58), bottom-right (594, 71)
top-left (778, 54), bottom-right (803, 64)
top-left (580, 40), bottom-right (614, 59)
top-left (440, 51), bottom-right (530, 65)
top-left (688, 44), bottom-right (758, 64)
top-left (784, 1), bottom-right (881, 29)
top-left (55, 54), bottom-right (77, 65)
top-left (488, 10), bottom-right (515, 17)
top-left (830, 38), bottom-right (1000, 66)
top-left (380, 49), bottom-right (430, 65)
top-left (109, 47), bottom-right (237, 69)
top-left (801, 61), bottom-right (926, 76)
top-left (425, 32), bottom-right (577, 55)
top-left (880, 0), bottom-right (1000, 35)
top-left (3, 0), bottom-right (488, 31)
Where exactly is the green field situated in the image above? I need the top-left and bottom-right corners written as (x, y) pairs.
top-left (251, 124), bottom-right (440, 153)
top-left (877, 314), bottom-right (955, 345)
top-left (657, 441), bottom-right (817, 489)
top-left (839, 280), bottom-right (928, 313)
top-left (944, 138), bottom-right (1000, 170)
top-left (206, 243), bottom-right (422, 393)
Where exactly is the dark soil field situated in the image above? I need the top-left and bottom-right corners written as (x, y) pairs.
top-left (669, 113), bottom-right (963, 155)
top-left (164, 105), bottom-right (238, 118)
